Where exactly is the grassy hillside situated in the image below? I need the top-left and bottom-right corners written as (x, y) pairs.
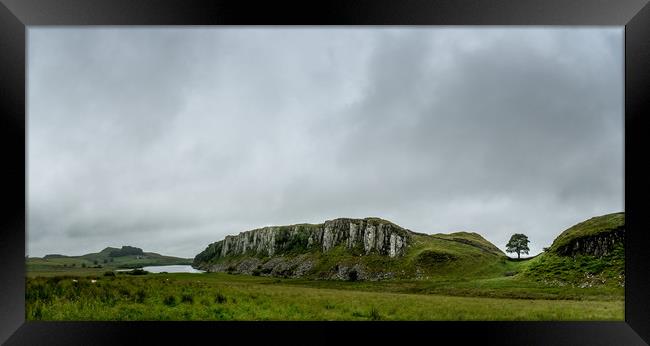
top-left (200, 224), bottom-right (514, 281)
top-left (521, 212), bottom-right (625, 287)
top-left (548, 212), bottom-right (624, 254)
top-left (27, 245), bottom-right (192, 276)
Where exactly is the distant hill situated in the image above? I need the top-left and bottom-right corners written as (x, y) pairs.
top-left (194, 217), bottom-right (508, 281)
top-left (522, 212), bottom-right (625, 287)
top-left (29, 245), bottom-right (192, 271)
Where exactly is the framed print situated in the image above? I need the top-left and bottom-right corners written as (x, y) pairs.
top-left (1, 0), bottom-right (649, 344)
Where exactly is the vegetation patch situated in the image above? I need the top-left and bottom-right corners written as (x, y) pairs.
top-left (25, 272), bottom-right (623, 321)
top-left (415, 250), bottom-right (458, 266)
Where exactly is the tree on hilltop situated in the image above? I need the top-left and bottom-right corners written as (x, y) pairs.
top-left (506, 233), bottom-right (530, 259)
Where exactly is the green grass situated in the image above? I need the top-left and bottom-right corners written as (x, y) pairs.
top-left (522, 243), bottom-right (624, 287)
top-left (517, 212), bottom-right (625, 288)
top-left (26, 213), bottom-right (625, 321)
top-left (25, 272), bottom-right (623, 321)
top-left (548, 212), bottom-right (624, 253)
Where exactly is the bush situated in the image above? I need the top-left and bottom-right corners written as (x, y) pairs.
top-left (104, 271), bottom-right (116, 277)
top-left (81, 263), bottom-right (86, 268)
top-left (252, 269), bottom-right (261, 276)
top-left (348, 269), bottom-right (358, 282)
top-left (163, 295), bottom-right (176, 306)
top-left (135, 289), bottom-right (147, 303)
top-left (128, 269), bottom-right (148, 275)
top-left (181, 293), bottom-right (194, 304)
top-left (215, 292), bottom-right (227, 304)
top-left (369, 307), bottom-right (381, 321)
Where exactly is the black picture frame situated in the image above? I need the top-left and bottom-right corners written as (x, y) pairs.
top-left (1, 1), bottom-right (649, 344)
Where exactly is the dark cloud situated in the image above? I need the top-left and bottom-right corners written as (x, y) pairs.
top-left (28, 28), bottom-right (623, 258)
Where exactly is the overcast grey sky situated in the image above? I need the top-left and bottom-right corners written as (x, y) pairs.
top-left (27, 27), bottom-right (623, 258)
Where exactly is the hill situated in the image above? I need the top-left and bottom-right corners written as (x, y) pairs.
top-left (193, 217), bottom-right (509, 281)
top-left (522, 212), bottom-right (625, 287)
top-left (28, 245), bottom-right (193, 272)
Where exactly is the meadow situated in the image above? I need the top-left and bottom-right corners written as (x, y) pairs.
top-left (25, 271), bottom-right (623, 321)
top-left (25, 214), bottom-right (625, 321)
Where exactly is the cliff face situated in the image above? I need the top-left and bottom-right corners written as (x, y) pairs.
top-left (549, 212), bottom-right (625, 258)
top-left (196, 218), bottom-right (411, 262)
top-left (555, 226), bottom-right (624, 258)
top-left (193, 218), bottom-right (413, 280)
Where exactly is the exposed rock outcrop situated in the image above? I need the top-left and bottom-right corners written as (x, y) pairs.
top-left (197, 217), bottom-right (411, 261)
top-left (193, 217), bottom-right (412, 279)
top-left (555, 226), bottom-right (624, 258)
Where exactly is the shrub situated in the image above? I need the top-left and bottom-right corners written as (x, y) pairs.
top-left (215, 292), bottom-right (227, 304)
top-left (348, 269), bottom-right (358, 282)
top-left (135, 289), bottom-right (147, 303)
top-left (119, 287), bottom-right (132, 299)
top-left (104, 271), bottom-right (116, 277)
top-left (81, 263), bottom-right (86, 268)
top-left (163, 295), bottom-right (176, 306)
top-left (128, 269), bottom-right (148, 275)
top-left (252, 269), bottom-right (261, 276)
top-left (181, 293), bottom-right (194, 304)
top-left (369, 307), bottom-right (381, 321)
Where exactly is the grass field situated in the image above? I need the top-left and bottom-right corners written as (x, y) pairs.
top-left (25, 271), bottom-right (623, 321)
top-left (26, 213), bottom-right (624, 321)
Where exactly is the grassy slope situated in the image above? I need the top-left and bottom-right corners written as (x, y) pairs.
top-left (521, 212), bottom-right (625, 287)
top-left (549, 212), bottom-right (624, 253)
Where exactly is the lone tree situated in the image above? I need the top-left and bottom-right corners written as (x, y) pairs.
top-left (506, 233), bottom-right (530, 259)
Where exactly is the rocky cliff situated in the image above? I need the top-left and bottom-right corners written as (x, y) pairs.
top-left (193, 217), bottom-right (510, 281)
top-left (193, 218), bottom-right (412, 278)
top-left (211, 218), bottom-right (409, 259)
top-left (554, 226), bottom-right (624, 258)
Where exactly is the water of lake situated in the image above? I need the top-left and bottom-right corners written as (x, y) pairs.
top-left (142, 265), bottom-right (205, 273)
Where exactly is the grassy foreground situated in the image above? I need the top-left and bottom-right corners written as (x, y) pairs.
top-left (26, 272), bottom-right (623, 321)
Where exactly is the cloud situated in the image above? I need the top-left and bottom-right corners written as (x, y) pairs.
top-left (27, 28), bottom-right (623, 258)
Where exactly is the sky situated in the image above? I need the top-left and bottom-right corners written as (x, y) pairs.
top-left (27, 27), bottom-right (624, 259)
